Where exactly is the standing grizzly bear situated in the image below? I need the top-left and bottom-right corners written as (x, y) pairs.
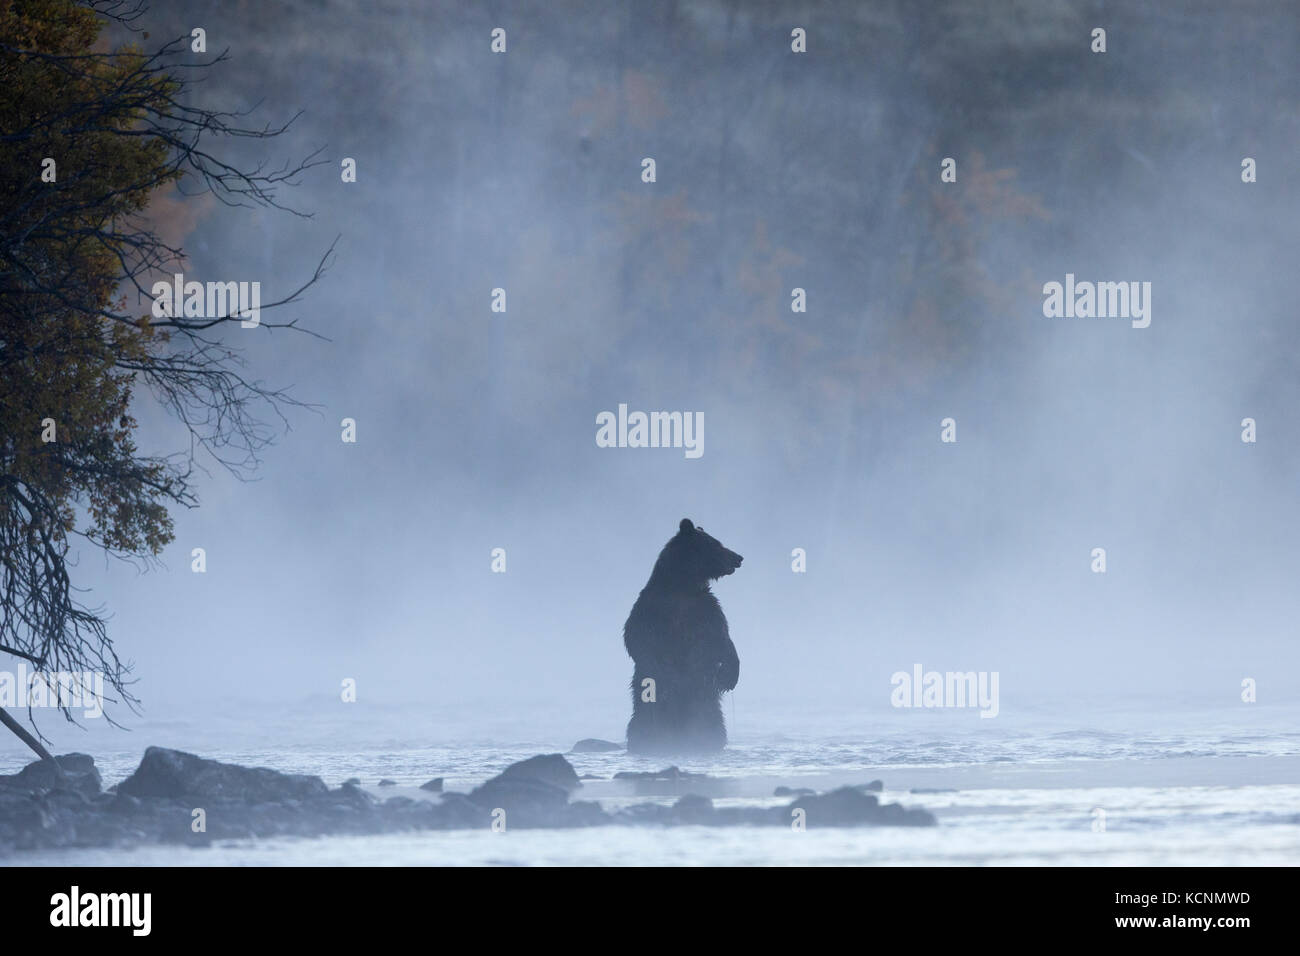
top-left (624, 519), bottom-right (743, 754)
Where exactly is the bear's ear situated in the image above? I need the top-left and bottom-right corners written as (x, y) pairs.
top-left (679, 518), bottom-right (694, 533)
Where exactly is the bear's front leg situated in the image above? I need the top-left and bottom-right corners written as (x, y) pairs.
top-left (716, 641), bottom-right (739, 692)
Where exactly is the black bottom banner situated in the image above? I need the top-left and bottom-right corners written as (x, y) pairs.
top-left (1, 865), bottom-right (1276, 941)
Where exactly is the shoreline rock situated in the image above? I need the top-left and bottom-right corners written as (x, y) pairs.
top-left (0, 753), bottom-right (100, 797)
top-left (117, 747), bottom-right (329, 803)
top-left (0, 748), bottom-right (936, 854)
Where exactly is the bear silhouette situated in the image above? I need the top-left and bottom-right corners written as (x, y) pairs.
top-left (624, 518), bottom-right (743, 754)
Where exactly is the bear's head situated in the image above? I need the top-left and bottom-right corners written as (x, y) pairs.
top-left (648, 518), bottom-right (743, 589)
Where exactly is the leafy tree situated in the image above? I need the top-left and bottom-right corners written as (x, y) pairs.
top-left (0, 0), bottom-right (331, 761)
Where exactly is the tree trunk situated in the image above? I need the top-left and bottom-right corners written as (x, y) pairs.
top-left (0, 706), bottom-right (67, 778)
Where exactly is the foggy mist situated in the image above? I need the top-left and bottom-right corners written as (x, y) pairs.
top-left (10, 0), bottom-right (1298, 756)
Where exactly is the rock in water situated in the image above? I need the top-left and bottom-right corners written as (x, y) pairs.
top-left (419, 777), bottom-right (444, 792)
top-left (494, 754), bottom-right (581, 792)
top-left (613, 765), bottom-right (700, 782)
top-left (0, 748), bottom-right (936, 854)
top-left (569, 738), bottom-right (623, 753)
top-left (671, 793), bottom-right (715, 824)
top-left (117, 747), bottom-right (329, 802)
top-left (785, 787), bottom-right (936, 827)
top-left (612, 765), bottom-right (726, 796)
top-left (466, 754), bottom-right (584, 827)
top-left (467, 775), bottom-right (571, 829)
top-left (773, 786), bottom-right (815, 797)
top-left (469, 775), bottom-right (570, 810)
top-left (0, 753), bottom-right (101, 797)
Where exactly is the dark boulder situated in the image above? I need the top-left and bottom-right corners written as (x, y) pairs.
top-left (466, 775), bottom-right (574, 828)
top-left (0, 753), bottom-right (101, 797)
top-left (469, 775), bottom-right (569, 812)
top-left (464, 755), bottom-right (595, 827)
top-left (494, 754), bottom-right (581, 793)
top-left (117, 747), bottom-right (329, 802)
top-left (419, 778), bottom-right (444, 792)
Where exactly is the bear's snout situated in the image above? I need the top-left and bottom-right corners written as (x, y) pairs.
top-left (724, 551), bottom-right (743, 573)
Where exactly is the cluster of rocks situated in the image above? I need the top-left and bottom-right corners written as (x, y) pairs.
top-left (0, 747), bottom-right (935, 853)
